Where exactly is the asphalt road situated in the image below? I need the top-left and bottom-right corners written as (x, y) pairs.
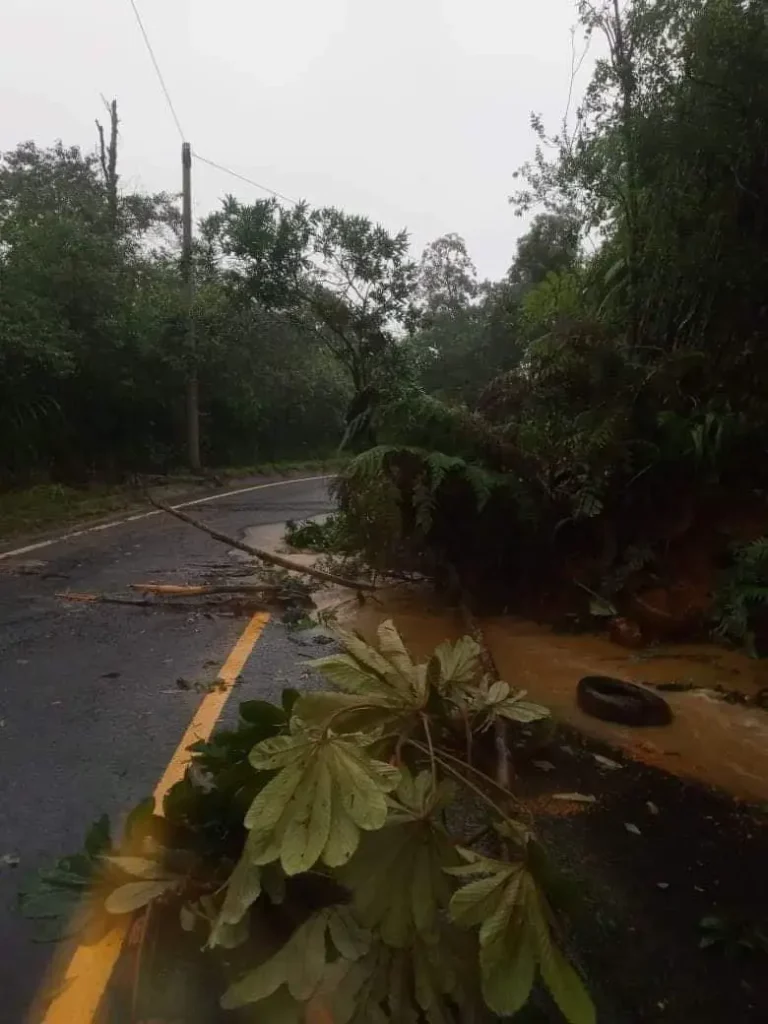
top-left (0, 476), bottom-right (334, 1023)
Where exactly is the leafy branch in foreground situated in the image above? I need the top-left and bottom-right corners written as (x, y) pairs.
top-left (21, 622), bottom-right (592, 1024)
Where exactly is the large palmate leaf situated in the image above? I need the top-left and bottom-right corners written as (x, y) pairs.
top-left (221, 905), bottom-right (371, 1011)
top-left (448, 849), bottom-right (594, 1024)
top-left (431, 635), bottom-right (482, 688)
top-left (244, 727), bottom-right (400, 874)
top-left (340, 771), bottom-right (459, 947)
top-left (316, 931), bottom-right (477, 1024)
top-left (299, 620), bottom-right (428, 734)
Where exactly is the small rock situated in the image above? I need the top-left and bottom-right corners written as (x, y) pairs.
top-left (532, 760), bottom-right (556, 772)
top-left (1, 854), bottom-right (20, 868)
top-left (646, 801), bottom-right (660, 815)
top-left (625, 822), bottom-right (642, 835)
top-left (656, 882), bottom-right (669, 889)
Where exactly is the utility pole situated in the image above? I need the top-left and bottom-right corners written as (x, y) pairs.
top-left (181, 141), bottom-right (201, 471)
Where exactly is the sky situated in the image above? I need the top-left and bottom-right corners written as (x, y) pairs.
top-left (2, 0), bottom-right (594, 282)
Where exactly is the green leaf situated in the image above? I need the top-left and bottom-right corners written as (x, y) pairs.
top-left (293, 690), bottom-right (377, 727)
top-left (341, 784), bottom-right (457, 947)
top-left (450, 855), bottom-right (593, 1022)
top-left (310, 653), bottom-right (378, 694)
top-left (433, 636), bottom-right (481, 686)
top-left (337, 628), bottom-right (405, 688)
top-left (286, 911), bottom-right (329, 1000)
top-left (103, 856), bottom-right (168, 879)
top-left (249, 733), bottom-right (313, 771)
top-left (487, 680), bottom-right (511, 704)
top-left (280, 758), bottom-right (332, 875)
top-left (322, 784), bottom-right (360, 867)
top-left (497, 697), bottom-right (551, 724)
top-left (245, 732), bottom-right (399, 874)
top-left (480, 919), bottom-right (536, 1016)
top-left (221, 951), bottom-right (287, 1008)
top-left (245, 762), bottom-right (304, 834)
top-left (105, 878), bottom-right (177, 915)
top-left (239, 699), bottom-right (287, 731)
top-left (327, 906), bottom-right (371, 961)
top-left (221, 908), bottom-right (354, 1011)
top-left (217, 854), bottom-right (261, 926)
top-left (376, 619), bottom-right (415, 679)
top-left (449, 869), bottom-right (516, 929)
top-left (281, 687), bottom-right (301, 716)
top-left (529, 885), bottom-right (596, 1024)
top-left (211, 915), bottom-right (250, 949)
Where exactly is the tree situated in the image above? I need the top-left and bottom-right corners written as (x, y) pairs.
top-left (207, 199), bottom-right (419, 400)
top-left (417, 233), bottom-right (478, 316)
top-left (508, 210), bottom-right (581, 290)
top-left (0, 116), bottom-right (350, 483)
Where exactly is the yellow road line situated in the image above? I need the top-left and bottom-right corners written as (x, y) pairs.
top-left (153, 612), bottom-right (270, 810)
top-left (35, 611), bottom-right (270, 1024)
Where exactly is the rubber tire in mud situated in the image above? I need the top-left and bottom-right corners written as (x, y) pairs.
top-left (577, 676), bottom-right (673, 727)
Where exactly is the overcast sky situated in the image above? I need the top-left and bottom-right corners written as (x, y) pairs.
top-left (2, 0), bottom-right (593, 281)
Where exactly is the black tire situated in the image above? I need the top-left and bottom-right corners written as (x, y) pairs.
top-left (577, 676), bottom-right (673, 727)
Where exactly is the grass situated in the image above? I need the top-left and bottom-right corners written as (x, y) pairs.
top-left (0, 483), bottom-right (141, 542)
top-left (0, 457), bottom-right (348, 544)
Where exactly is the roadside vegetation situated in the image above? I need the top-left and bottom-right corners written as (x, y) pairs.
top-left (24, 623), bottom-right (598, 1024)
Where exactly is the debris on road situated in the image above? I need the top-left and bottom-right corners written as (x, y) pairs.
top-left (593, 753), bottom-right (624, 770)
top-left (552, 792), bottom-right (598, 804)
top-left (148, 494), bottom-right (374, 592)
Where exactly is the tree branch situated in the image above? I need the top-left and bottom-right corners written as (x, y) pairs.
top-left (148, 495), bottom-right (375, 592)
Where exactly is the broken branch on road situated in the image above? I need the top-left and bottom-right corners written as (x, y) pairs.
top-left (147, 495), bottom-right (375, 593)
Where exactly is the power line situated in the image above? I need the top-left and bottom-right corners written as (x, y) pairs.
top-left (193, 152), bottom-right (299, 206)
top-left (126, 0), bottom-right (298, 206)
top-left (127, 0), bottom-right (186, 142)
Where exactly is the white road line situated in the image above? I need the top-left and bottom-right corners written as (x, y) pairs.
top-left (0, 475), bottom-right (330, 562)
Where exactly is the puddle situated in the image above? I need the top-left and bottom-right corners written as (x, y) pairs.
top-left (348, 587), bottom-right (768, 805)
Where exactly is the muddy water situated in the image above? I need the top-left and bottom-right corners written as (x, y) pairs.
top-left (348, 588), bottom-right (768, 804)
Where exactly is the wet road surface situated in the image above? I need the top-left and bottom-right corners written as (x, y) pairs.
top-left (0, 477), bottom-right (333, 1022)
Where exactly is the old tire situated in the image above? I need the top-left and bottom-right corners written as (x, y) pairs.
top-left (577, 676), bottom-right (673, 727)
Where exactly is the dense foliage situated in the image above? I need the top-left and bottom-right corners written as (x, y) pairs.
top-left (331, 0), bottom-right (768, 646)
top-left (23, 623), bottom-right (595, 1023)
